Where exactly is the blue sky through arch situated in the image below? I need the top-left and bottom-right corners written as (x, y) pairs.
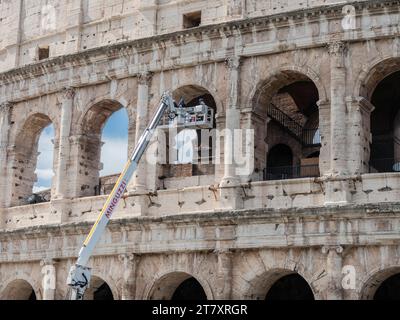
top-left (33, 108), bottom-right (129, 192)
top-left (34, 124), bottom-right (55, 193)
top-left (100, 108), bottom-right (129, 176)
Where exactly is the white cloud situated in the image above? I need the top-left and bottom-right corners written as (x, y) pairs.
top-left (36, 128), bottom-right (55, 170)
top-left (33, 186), bottom-right (49, 193)
top-left (34, 125), bottom-right (55, 190)
top-left (100, 137), bottom-right (128, 176)
top-left (36, 168), bottom-right (54, 181)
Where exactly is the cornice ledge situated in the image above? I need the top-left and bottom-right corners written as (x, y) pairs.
top-left (0, 0), bottom-right (393, 84)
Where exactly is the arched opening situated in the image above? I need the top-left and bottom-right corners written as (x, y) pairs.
top-left (158, 85), bottom-right (217, 187)
top-left (149, 272), bottom-right (208, 300)
top-left (374, 273), bottom-right (400, 300)
top-left (97, 108), bottom-right (129, 195)
top-left (361, 268), bottom-right (400, 300)
top-left (32, 124), bottom-right (55, 203)
top-left (265, 274), bottom-right (314, 301)
top-left (265, 144), bottom-right (293, 180)
top-left (84, 276), bottom-right (114, 300)
top-left (11, 114), bottom-right (55, 206)
top-left (369, 71), bottom-right (400, 173)
top-left (1, 280), bottom-right (37, 300)
top-left (79, 100), bottom-right (129, 197)
top-left (253, 71), bottom-right (321, 181)
top-left (171, 277), bottom-right (208, 301)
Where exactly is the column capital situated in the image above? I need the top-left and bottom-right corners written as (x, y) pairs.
top-left (118, 253), bottom-right (140, 265)
top-left (226, 56), bottom-right (241, 70)
top-left (327, 41), bottom-right (348, 57)
top-left (349, 96), bottom-right (375, 114)
top-left (322, 245), bottom-right (344, 255)
top-left (213, 248), bottom-right (233, 256)
top-left (40, 258), bottom-right (58, 267)
top-left (328, 41), bottom-right (348, 68)
top-left (137, 71), bottom-right (153, 85)
top-left (0, 101), bottom-right (13, 114)
top-left (61, 87), bottom-right (76, 100)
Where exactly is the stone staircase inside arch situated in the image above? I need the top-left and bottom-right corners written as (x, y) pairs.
top-left (267, 103), bottom-right (320, 147)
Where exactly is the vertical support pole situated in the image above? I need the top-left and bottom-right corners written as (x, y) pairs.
top-left (322, 246), bottom-right (344, 300)
top-left (0, 102), bottom-right (12, 210)
top-left (328, 41), bottom-right (348, 176)
top-left (317, 100), bottom-right (331, 176)
top-left (65, 0), bottom-right (83, 53)
top-left (118, 253), bottom-right (140, 300)
top-left (220, 56), bottom-right (244, 210)
top-left (347, 97), bottom-right (375, 175)
top-left (41, 259), bottom-right (57, 300)
top-left (221, 56), bottom-right (241, 187)
top-left (324, 42), bottom-right (351, 205)
top-left (13, 0), bottom-right (24, 67)
top-left (55, 88), bottom-right (75, 200)
top-left (130, 72), bottom-right (152, 193)
top-left (214, 249), bottom-right (233, 300)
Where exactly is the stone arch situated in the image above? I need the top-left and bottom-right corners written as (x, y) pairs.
top-left (170, 83), bottom-right (223, 114)
top-left (242, 267), bottom-right (316, 300)
top-left (356, 57), bottom-right (400, 173)
top-left (10, 113), bottom-right (56, 206)
top-left (83, 275), bottom-right (117, 300)
top-left (75, 99), bottom-right (130, 197)
top-left (251, 66), bottom-right (324, 181)
top-left (146, 271), bottom-right (212, 300)
top-left (235, 250), bottom-right (320, 300)
top-left (355, 56), bottom-right (400, 101)
top-left (248, 65), bottom-right (327, 114)
top-left (158, 84), bottom-right (218, 181)
top-left (0, 278), bottom-right (40, 300)
top-left (360, 266), bottom-right (400, 300)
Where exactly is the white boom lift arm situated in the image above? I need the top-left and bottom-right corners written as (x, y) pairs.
top-left (66, 91), bottom-right (178, 300)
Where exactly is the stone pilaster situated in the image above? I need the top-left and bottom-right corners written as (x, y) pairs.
top-left (118, 253), bottom-right (140, 300)
top-left (55, 87), bottom-right (75, 200)
top-left (346, 97), bottom-right (375, 175)
top-left (40, 258), bottom-right (57, 300)
top-left (322, 245), bottom-right (344, 300)
top-left (328, 41), bottom-right (348, 176)
top-left (227, 0), bottom-right (246, 19)
top-left (214, 249), bottom-right (233, 300)
top-left (65, 0), bottom-right (83, 53)
top-left (220, 56), bottom-right (244, 210)
top-left (130, 72), bottom-right (152, 193)
top-left (127, 72), bottom-right (153, 216)
top-left (0, 102), bottom-right (13, 210)
top-left (317, 100), bottom-right (331, 176)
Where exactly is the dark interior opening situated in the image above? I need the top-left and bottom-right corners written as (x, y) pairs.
top-left (93, 282), bottom-right (114, 300)
top-left (38, 46), bottom-right (50, 60)
top-left (183, 11), bottom-right (202, 29)
top-left (374, 273), bottom-right (400, 300)
top-left (265, 274), bottom-right (315, 301)
top-left (29, 289), bottom-right (36, 300)
top-left (171, 277), bottom-right (207, 301)
top-left (370, 71), bottom-right (400, 173)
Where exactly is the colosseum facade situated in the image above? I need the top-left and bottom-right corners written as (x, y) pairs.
top-left (0, 0), bottom-right (400, 300)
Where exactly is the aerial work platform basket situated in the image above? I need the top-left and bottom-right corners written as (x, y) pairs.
top-left (158, 99), bottom-right (214, 130)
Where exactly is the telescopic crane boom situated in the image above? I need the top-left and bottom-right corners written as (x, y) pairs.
top-left (66, 91), bottom-right (177, 300)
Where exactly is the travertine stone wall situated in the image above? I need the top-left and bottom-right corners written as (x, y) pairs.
top-left (0, 0), bottom-right (372, 73)
top-left (0, 0), bottom-right (400, 300)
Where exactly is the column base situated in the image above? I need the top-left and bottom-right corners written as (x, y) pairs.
top-left (50, 199), bottom-right (72, 224)
top-left (323, 177), bottom-right (352, 206)
top-left (125, 190), bottom-right (150, 216)
top-left (219, 188), bottom-right (244, 211)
